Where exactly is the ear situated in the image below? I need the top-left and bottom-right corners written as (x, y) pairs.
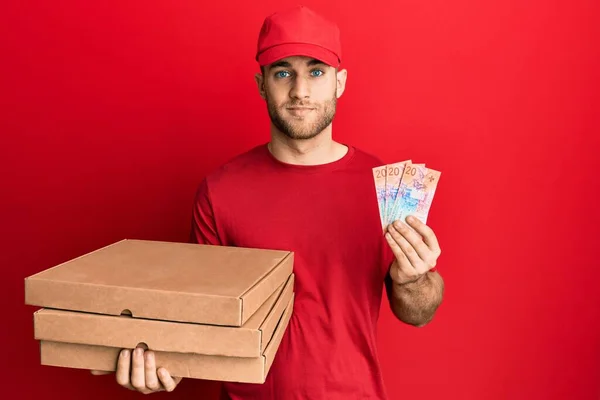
top-left (335, 68), bottom-right (348, 99)
top-left (255, 73), bottom-right (266, 100)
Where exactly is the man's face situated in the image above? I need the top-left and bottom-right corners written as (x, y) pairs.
top-left (257, 56), bottom-right (344, 140)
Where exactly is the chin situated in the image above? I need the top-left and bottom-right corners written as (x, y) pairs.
top-left (270, 108), bottom-right (334, 141)
top-left (276, 120), bottom-right (307, 137)
top-left (283, 130), bottom-right (322, 141)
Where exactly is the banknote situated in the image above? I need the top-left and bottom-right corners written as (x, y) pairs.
top-left (383, 160), bottom-right (410, 226)
top-left (373, 160), bottom-right (441, 230)
top-left (388, 162), bottom-right (441, 228)
top-left (372, 165), bottom-right (387, 228)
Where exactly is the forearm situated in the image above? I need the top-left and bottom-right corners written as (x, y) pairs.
top-left (387, 270), bottom-right (444, 327)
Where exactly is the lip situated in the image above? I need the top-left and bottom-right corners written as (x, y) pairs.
top-left (287, 107), bottom-right (314, 116)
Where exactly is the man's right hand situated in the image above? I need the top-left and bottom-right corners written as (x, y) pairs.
top-left (91, 348), bottom-right (182, 394)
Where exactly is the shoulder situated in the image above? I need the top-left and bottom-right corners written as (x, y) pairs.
top-left (196, 144), bottom-right (267, 193)
top-left (213, 144), bottom-right (266, 174)
top-left (346, 145), bottom-right (385, 169)
top-left (353, 147), bottom-right (385, 166)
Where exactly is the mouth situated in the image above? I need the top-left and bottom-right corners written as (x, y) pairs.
top-left (286, 107), bottom-right (315, 117)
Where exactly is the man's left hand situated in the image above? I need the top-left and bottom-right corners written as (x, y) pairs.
top-left (385, 216), bottom-right (442, 285)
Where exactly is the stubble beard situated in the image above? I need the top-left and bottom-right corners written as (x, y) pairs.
top-left (266, 93), bottom-right (337, 141)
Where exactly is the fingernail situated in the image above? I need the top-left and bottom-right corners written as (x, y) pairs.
top-left (407, 216), bottom-right (415, 223)
top-left (121, 350), bottom-right (128, 358)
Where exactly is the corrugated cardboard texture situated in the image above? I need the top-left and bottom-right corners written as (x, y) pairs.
top-left (34, 274), bottom-right (294, 358)
top-left (40, 295), bottom-right (294, 384)
top-left (25, 239), bottom-right (294, 326)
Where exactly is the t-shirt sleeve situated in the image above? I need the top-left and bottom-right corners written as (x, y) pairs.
top-left (189, 178), bottom-right (222, 246)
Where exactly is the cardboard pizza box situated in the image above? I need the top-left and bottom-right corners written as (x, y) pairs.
top-left (39, 294), bottom-right (295, 384)
top-left (34, 274), bottom-right (294, 358)
top-left (25, 238), bottom-right (294, 326)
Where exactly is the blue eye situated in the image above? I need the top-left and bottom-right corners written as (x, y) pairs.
top-left (311, 70), bottom-right (324, 77)
top-left (275, 71), bottom-right (290, 78)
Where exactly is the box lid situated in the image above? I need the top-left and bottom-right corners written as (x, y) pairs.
top-left (25, 239), bottom-right (294, 326)
top-left (34, 274), bottom-right (294, 358)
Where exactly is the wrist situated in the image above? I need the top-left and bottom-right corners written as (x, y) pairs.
top-left (393, 272), bottom-right (428, 288)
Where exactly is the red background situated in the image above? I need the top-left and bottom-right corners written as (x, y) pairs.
top-left (2, 1), bottom-right (599, 399)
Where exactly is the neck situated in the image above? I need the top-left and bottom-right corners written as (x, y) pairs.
top-left (268, 125), bottom-right (348, 166)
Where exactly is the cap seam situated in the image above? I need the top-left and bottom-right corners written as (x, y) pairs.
top-left (258, 42), bottom-right (339, 57)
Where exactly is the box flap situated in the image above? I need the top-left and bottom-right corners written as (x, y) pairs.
top-left (257, 273), bottom-right (294, 351)
top-left (263, 293), bottom-right (294, 377)
top-left (241, 252), bottom-right (294, 325)
top-left (25, 239), bottom-right (294, 326)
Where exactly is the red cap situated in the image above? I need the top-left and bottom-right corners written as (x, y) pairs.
top-left (256, 6), bottom-right (342, 68)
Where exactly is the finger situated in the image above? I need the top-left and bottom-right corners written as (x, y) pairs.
top-left (406, 216), bottom-right (441, 256)
top-left (144, 351), bottom-right (163, 392)
top-left (388, 224), bottom-right (427, 273)
top-left (157, 368), bottom-right (179, 392)
top-left (392, 219), bottom-right (432, 262)
top-left (384, 231), bottom-right (413, 271)
top-left (385, 246), bottom-right (416, 286)
top-left (91, 370), bottom-right (111, 375)
top-left (130, 347), bottom-right (147, 391)
top-left (384, 232), bottom-right (419, 284)
top-left (116, 349), bottom-right (134, 390)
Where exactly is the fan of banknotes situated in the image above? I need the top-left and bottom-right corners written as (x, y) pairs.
top-left (373, 160), bottom-right (441, 229)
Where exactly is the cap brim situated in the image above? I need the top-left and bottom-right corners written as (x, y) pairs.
top-left (257, 43), bottom-right (340, 68)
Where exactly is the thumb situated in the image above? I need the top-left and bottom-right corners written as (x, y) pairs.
top-left (91, 370), bottom-right (112, 375)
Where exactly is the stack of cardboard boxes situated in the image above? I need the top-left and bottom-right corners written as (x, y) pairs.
top-left (25, 238), bottom-right (295, 383)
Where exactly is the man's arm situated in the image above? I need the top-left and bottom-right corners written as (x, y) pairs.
top-left (385, 268), bottom-right (444, 327)
top-left (190, 177), bottom-right (223, 246)
top-left (383, 216), bottom-right (445, 327)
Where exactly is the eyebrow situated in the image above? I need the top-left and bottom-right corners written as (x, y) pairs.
top-left (268, 59), bottom-right (326, 70)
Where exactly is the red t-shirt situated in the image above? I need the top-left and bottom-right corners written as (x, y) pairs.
top-left (190, 143), bottom-right (396, 399)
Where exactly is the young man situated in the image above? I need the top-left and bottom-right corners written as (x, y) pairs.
top-left (97, 5), bottom-right (444, 399)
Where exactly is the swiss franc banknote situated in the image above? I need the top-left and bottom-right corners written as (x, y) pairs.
top-left (386, 162), bottom-right (427, 227)
top-left (390, 162), bottom-right (441, 227)
top-left (372, 165), bottom-right (387, 228)
top-left (373, 160), bottom-right (441, 229)
top-left (383, 160), bottom-right (410, 226)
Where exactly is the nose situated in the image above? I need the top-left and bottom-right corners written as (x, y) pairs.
top-left (289, 75), bottom-right (310, 100)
